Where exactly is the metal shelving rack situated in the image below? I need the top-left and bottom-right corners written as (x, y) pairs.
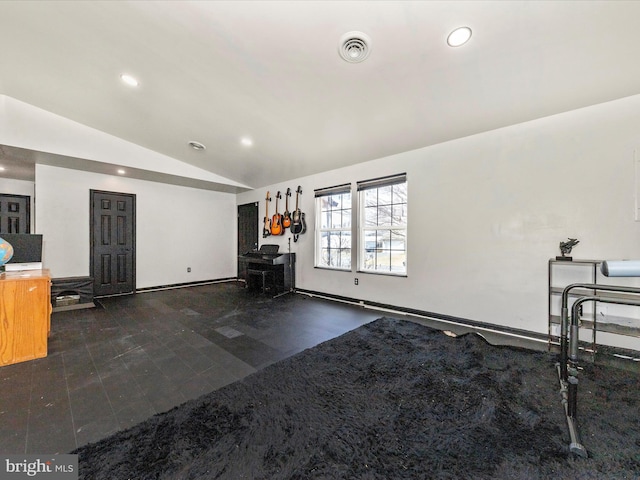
top-left (548, 258), bottom-right (640, 359)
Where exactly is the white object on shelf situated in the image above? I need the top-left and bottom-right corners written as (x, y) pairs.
top-left (601, 260), bottom-right (640, 277)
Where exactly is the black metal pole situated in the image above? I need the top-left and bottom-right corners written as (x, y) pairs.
top-left (560, 283), bottom-right (640, 382)
top-left (560, 293), bottom-right (640, 458)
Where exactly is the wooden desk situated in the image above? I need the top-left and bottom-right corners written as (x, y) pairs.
top-left (0, 269), bottom-right (51, 367)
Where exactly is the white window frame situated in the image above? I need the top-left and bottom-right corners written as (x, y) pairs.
top-left (314, 183), bottom-right (352, 270)
top-left (357, 174), bottom-right (407, 276)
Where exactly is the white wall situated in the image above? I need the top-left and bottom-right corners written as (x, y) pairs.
top-left (237, 94), bottom-right (640, 348)
top-left (35, 164), bottom-right (237, 288)
top-left (7, 91), bottom-right (640, 349)
top-left (0, 178), bottom-right (35, 232)
top-left (0, 178), bottom-right (34, 198)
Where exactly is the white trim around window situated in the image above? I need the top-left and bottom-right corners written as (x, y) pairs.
top-left (314, 183), bottom-right (352, 270)
top-left (357, 174), bottom-right (407, 275)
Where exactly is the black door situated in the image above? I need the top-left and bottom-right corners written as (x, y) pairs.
top-left (90, 190), bottom-right (136, 296)
top-left (0, 194), bottom-right (30, 234)
top-left (237, 202), bottom-right (259, 280)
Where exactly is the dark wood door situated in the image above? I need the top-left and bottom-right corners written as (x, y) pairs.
top-left (0, 194), bottom-right (30, 234)
top-left (90, 190), bottom-right (135, 296)
top-left (237, 202), bottom-right (259, 280)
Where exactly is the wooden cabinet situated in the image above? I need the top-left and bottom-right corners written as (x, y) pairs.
top-left (0, 269), bottom-right (51, 367)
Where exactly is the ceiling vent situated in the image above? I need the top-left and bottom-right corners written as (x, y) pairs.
top-left (338, 31), bottom-right (372, 63)
top-left (188, 141), bottom-right (206, 151)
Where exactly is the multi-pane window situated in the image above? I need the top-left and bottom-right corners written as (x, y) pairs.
top-left (314, 184), bottom-right (352, 270)
top-left (357, 174), bottom-right (407, 275)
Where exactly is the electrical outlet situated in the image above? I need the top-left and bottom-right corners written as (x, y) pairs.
top-left (354, 278), bottom-right (359, 285)
top-left (187, 267), bottom-right (191, 273)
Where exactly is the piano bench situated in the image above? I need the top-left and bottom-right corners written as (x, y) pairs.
top-left (247, 269), bottom-right (276, 294)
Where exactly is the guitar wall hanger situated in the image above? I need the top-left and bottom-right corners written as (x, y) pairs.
top-left (282, 188), bottom-right (292, 230)
top-left (262, 186), bottom-right (307, 242)
top-left (262, 191), bottom-right (272, 238)
top-left (290, 185), bottom-right (306, 242)
top-left (271, 191), bottom-right (285, 236)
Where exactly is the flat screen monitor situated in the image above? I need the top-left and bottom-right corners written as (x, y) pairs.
top-left (2, 234), bottom-right (43, 264)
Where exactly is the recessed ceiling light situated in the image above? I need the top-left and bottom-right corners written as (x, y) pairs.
top-left (120, 73), bottom-right (139, 87)
top-left (0, 167), bottom-right (5, 171)
top-left (117, 169), bottom-right (126, 175)
top-left (447, 27), bottom-right (472, 47)
top-left (240, 137), bottom-right (253, 147)
top-left (188, 141), bottom-right (206, 151)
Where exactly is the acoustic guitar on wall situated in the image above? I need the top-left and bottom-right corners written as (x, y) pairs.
top-left (271, 191), bottom-right (284, 236)
top-left (290, 185), bottom-right (306, 242)
top-left (263, 191), bottom-right (271, 238)
top-left (282, 188), bottom-right (292, 229)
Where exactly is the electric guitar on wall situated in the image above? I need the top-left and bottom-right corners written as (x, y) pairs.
top-left (263, 191), bottom-right (271, 238)
top-left (282, 188), bottom-right (292, 229)
top-left (271, 191), bottom-right (284, 236)
top-left (290, 185), bottom-right (306, 242)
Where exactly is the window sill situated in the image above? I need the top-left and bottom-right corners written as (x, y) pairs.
top-left (356, 270), bottom-right (407, 277)
top-left (314, 266), bottom-right (352, 272)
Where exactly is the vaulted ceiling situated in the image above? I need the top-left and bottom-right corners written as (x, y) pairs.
top-left (1, 1), bottom-right (640, 189)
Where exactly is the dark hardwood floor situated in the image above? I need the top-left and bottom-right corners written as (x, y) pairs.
top-left (0, 281), bottom-right (381, 454)
top-left (1, 279), bottom-right (557, 456)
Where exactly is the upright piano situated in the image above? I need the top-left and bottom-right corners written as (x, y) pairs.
top-left (238, 244), bottom-right (296, 294)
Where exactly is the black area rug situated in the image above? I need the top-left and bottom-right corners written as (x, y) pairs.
top-left (74, 317), bottom-right (640, 479)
